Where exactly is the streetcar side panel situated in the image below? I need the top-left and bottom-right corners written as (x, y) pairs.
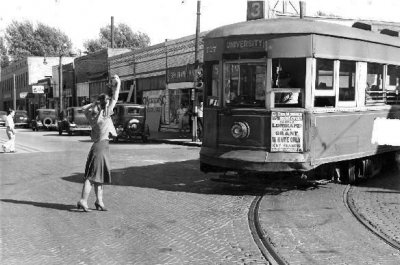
top-left (310, 109), bottom-right (400, 167)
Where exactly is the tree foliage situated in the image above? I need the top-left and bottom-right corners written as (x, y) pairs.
top-left (84, 23), bottom-right (151, 53)
top-left (0, 36), bottom-right (10, 68)
top-left (5, 20), bottom-right (73, 61)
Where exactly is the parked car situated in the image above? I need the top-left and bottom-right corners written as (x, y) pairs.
top-left (111, 103), bottom-right (150, 142)
top-left (31, 109), bottom-right (58, 131)
top-left (0, 111), bottom-right (6, 127)
top-left (14, 110), bottom-right (29, 128)
top-left (58, 107), bottom-right (91, 135)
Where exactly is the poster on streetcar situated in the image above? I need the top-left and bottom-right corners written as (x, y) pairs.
top-left (271, 111), bottom-right (303, 152)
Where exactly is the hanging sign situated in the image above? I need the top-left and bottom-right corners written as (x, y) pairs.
top-left (271, 111), bottom-right (303, 152)
top-left (32, 85), bottom-right (45, 94)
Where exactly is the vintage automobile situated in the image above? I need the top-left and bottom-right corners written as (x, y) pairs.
top-left (58, 107), bottom-right (91, 136)
top-left (111, 103), bottom-right (150, 142)
top-left (14, 110), bottom-right (29, 128)
top-left (0, 111), bottom-right (6, 127)
top-left (31, 108), bottom-right (58, 131)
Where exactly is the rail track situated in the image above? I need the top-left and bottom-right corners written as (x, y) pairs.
top-left (248, 178), bottom-right (400, 264)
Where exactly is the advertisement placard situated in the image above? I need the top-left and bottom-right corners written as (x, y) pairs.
top-left (271, 111), bottom-right (303, 152)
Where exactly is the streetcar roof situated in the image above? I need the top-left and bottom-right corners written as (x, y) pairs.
top-left (205, 18), bottom-right (400, 48)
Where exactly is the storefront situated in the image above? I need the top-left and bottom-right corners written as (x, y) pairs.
top-left (165, 64), bottom-right (202, 129)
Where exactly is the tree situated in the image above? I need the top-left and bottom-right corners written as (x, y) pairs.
top-left (84, 23), bottom-right (151, 53)
top-left (5, 20), bottom-right (74, 61)
top-left (0, 36), bottom-right (10, 68)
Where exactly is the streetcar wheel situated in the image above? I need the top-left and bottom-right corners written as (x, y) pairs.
top-left (395, 151), bottom-right (400, 171)
top-left (346, 162), bottom-right (356, 184)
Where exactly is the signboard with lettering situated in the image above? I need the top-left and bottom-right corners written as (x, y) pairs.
top-left (32, 85), bottom-right (45, 94)
top-left (271, 112), bottom-right (303, 152)
top-left (247, 0), bottom-right (265, 21)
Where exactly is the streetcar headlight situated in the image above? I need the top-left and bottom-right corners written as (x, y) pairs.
top-left (231, 121), bottom-right (250, 139)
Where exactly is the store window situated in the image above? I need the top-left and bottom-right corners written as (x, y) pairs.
top-left (314, 59), bottom-right (335, 107)
top-left (223, 61), bottom-right (266, 108)
top-left (366, 63), bottom-right (384, 104)
top-left (169, 89), bottom-right (190, 125)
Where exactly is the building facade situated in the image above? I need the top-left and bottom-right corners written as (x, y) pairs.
top-left (0, 56), bottom-right (73, 117)
top-left (109, 32), bottom-right (206, 131)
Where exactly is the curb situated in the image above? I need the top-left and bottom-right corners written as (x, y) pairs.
top-left (149, 138), bottom-right (202, 147)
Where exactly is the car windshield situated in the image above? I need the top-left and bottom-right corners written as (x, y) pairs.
top-left (127, 107), bottom-right (144, 115)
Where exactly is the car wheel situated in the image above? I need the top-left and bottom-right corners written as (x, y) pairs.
top-left (58, 129), bottom-right (63, 135)
top-left (67, 129), bottom-right (72, 136)
top-left (142, 135), bottom-right (148, 143)
top-left (113, 136), bottom-right (119, 143)
top-left (32, 127), bottom-right (36, 131)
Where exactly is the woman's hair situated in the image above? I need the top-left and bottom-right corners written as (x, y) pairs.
top-left (97, 93), bottom-right (110, 110)
top-left (7, 108), bottom-right (15, 115)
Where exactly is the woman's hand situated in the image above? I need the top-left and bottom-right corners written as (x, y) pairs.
top-left (111, 75), bottom-right (121, 89)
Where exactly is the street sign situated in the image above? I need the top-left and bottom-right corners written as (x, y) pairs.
top-left (20, 92), bottom-right (28, 98)
top-left (32, 85), bottom-right (45, 94)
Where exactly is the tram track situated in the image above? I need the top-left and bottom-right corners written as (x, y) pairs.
top-left (344, 184), bottom-right (400, 252)
top-left (248, 178), bottom-right (400, 265)
top-left (248, 195), bottom-right (288, 265)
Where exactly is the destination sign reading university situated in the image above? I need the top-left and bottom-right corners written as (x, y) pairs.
top-left (226, 39), bottom-right (265, 50)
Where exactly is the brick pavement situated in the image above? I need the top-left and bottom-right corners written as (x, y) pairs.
top-left (347, 170), bottom-right (400, 249)
top-left (257, 175), bottom-right (400, 264)
top-left (0, 144), bottom-right (267, 264)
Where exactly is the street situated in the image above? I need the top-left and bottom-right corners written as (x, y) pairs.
top-left (1, 128), bottom-right (400, 264)
top-left (0, 128), bottom-right (266, 265)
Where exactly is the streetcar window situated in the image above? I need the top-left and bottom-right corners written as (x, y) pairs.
top-left (366, 63), bottom-right (384, 104)
top-left (223, 62), bottom-right (266, 107)
top-left (338, 61), bottom-right (356, 102)
top-left (315, 59), bottom-right (335, 107)
top-left (386, 65), bottom-right (400, 105)
top-left (205, 63), bottom-right (221, 107)
top-left (272, 58), bottom-right (305, 108)
top-left (316, 59), bottom-right (334, 91)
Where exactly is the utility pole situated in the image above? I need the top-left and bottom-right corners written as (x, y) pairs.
top-left (111, 16), bottom-right (115, 48)
top-left (192, 0), bottom-right (201, 142)
top-left (59, 54), bottom-right (63, 117)
top-left (13, 74), bottom-right (16, 110)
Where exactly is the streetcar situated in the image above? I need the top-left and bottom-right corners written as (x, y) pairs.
top-left (199, 18), bottom-right (400, 183)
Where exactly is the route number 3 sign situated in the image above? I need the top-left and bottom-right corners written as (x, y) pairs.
top-left (247, 1), bottom-right (265, 21)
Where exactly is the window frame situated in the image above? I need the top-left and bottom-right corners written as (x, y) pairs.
top-left (222, 58), bottom-right (267, 108)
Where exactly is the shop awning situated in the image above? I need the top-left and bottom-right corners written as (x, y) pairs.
top-left (167, 82), bottom-right (195, 90)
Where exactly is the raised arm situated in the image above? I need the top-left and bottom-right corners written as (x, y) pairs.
top-left (81, 102), bottom-right (96, 113)
top-left (109, 75), bottom-right (121, 111)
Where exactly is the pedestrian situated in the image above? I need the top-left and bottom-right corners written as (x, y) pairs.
top-left (2, 108), bottom-right (16, 153)
top-left (177, 104), bottom-right (187, 133)
top-left (197, 101), bottom-right (203, 137)
top-left (76, 75), bottom-right (121, 212)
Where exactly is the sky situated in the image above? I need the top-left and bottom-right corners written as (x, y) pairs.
top-left (1, 0), bottom-right (400, 52)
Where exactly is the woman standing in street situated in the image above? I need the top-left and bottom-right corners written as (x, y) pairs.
top-left (2, 108), bottom-right (16, 153)
top-left (77, 75), bottom-right (121, 212)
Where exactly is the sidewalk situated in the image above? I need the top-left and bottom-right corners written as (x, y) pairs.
top-left (149, 130), bottom-right (202, 147)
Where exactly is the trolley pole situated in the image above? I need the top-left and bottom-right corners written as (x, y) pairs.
top-left (192, 0), bottom-right (201, 142)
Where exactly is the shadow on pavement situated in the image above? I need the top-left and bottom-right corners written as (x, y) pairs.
top-left (0, 199), bottom-right (77, 211)
top-left (62, 159), bottom-right (326, 196)
top-left (353, 168), bottom-right (400, 191)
